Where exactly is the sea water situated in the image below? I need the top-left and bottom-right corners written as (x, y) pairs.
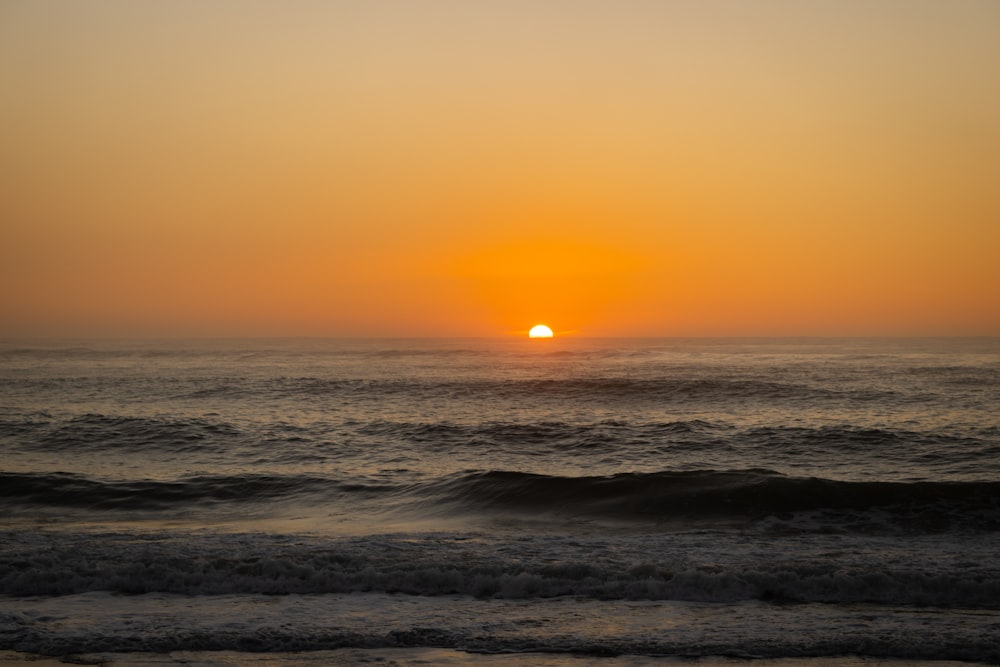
top-left (1, 337), bottom-right (999, 661)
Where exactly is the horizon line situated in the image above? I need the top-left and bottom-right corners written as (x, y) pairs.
top-left (2, 334), bottom-right (999, 342)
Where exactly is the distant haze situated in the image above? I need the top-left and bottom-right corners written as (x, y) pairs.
top-left (2, 1), bottom-right (998, 337)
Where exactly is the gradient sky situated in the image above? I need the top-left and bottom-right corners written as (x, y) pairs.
top-left (2, 0), bottom-right (998, 337)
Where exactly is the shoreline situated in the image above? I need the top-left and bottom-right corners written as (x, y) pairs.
top-left (0, 650), bottom-right (991, 666)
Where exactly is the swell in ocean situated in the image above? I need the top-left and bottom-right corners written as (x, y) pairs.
top-left (3, 468), bottom-right (999, 534)
top-left (4, 410), bottom-right (999, 485)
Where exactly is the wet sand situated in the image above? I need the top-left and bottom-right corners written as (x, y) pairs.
top-left (0, 650), bottom-right (989, 666)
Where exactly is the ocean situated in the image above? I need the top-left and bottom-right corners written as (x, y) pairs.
top-left (1, 337), bottom-right (999, 664)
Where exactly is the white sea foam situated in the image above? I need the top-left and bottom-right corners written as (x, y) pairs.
top-left (3, 592), bottom-right (1000, 662)
top-left (2, 530), bottom-right (998, 608)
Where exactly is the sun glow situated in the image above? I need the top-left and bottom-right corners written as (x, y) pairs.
top-left (528, 324), bottom-right (554, 338)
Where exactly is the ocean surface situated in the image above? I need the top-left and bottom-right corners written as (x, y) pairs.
top-left (1, 337), bottom-right (999, 662)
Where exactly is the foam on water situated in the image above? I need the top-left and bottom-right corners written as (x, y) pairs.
top-left (3, 593), bottom-right (1000, 661)
top-left (2, 529), bottom-right (998, 608)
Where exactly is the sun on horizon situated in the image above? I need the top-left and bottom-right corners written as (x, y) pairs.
top-left (528, 324), bottom-right (554, 339)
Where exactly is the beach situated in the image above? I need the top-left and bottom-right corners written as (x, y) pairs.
top-left (1, 651), bottom-right (992, 666)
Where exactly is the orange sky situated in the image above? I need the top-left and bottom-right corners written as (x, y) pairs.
top-left (2, 1), bottom-right (998, 337)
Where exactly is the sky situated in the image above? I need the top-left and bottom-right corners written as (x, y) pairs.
top-left (2, 0), bottom-right (999, 337)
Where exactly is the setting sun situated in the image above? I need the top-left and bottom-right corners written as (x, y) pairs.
top-left (528, 325), bottom-right (554, 339)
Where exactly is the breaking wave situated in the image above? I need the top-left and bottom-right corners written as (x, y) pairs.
top-left (4, 469), bottom-right (997, 533)
top-left (2, 529), bottom-right (999, 609)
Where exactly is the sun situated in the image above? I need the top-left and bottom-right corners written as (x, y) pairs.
top-left (528, 324), bottom-right (554, 339)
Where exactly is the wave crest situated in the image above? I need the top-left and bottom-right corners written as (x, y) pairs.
top-left (4, 469), bottom-right (997, 533)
